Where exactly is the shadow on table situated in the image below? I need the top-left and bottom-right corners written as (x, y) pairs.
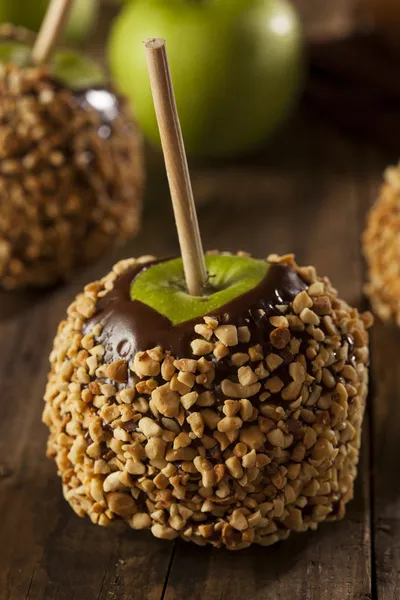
top-left (370, 321), bottom-right (400, 514)
top-left (172, 527), bottom-right (316, 579)
top-left (0, 251), bottom-right (121, 323)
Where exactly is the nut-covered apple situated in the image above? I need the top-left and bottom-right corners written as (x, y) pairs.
top-left (108, 0), bottom-right (304, 159)
top-left (43, 252), bottom-right (372, 549)
top-left (0, 25), bottom-right (143, 289)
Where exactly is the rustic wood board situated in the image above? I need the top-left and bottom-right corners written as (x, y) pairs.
top-left (370, 322), bottom-right (400, 600)
top-left (0, 112), bottom-right (392, 600)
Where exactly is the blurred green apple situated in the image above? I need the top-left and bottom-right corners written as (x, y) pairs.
top-left (108, 0), bottom-right (304, 159)
top-left (0, 0), bottom-right (97, 43)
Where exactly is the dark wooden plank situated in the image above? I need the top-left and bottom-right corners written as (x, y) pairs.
top-left (367, 145), bottom-right (400, 598)
top-left (350, 149), bottom-right (400, 600)
top-left (164, 116), bottom-right (373, 600)
top-left (370, 322), bottom-right (400, 600)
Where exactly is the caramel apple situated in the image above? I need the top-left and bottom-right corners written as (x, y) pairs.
top-left (0, 20), bottom-right (143, 289)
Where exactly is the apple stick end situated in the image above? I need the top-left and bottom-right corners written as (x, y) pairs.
top-left (31, 0), bottom-right (74, 65)
top-left (144, 37), bottom-right (207, 297)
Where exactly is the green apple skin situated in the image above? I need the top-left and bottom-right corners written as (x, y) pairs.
top-left (108, 0), bottom-right (304, 159)
top-left (130, 255), bottom-right (269, 325)
top-left (0, 0), bottom-right (97, 43)
top-left (0, 40), bottom-right (104, 89)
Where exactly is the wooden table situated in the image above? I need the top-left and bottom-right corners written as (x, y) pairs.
top-left (1, 105), bottom-right (399, 599)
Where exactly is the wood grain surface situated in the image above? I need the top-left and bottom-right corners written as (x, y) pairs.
top-left (0, 108), bottom-right (396, 599)
top-left (370, 322), bottom-right (400, 600)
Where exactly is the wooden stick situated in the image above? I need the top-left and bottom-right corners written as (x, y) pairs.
top-left (144, 38), bottom-right (207, 297)
top-left (31, 0), bottom-right (73, 65)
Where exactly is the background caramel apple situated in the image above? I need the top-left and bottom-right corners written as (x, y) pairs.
top-left (0, 25), bottom-right (143, 289)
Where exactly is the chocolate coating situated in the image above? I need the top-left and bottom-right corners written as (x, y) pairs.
top-left (87, 260), bottom-right (307, 363)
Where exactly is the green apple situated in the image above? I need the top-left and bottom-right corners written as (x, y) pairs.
top-left (0, 40), bottom-right (104, 88)
top-left (130, 255), bottom-right (268, 325)
top-left (0, 0), bottom-right (97, 43)
top-left (108, 0), bottom-right (304, 159)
